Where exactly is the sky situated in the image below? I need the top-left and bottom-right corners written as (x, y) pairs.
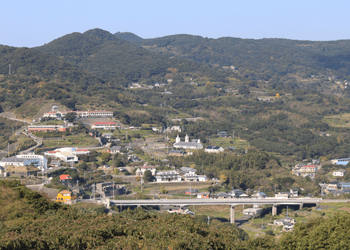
top-left (1, 0), bottom-right (350, 47)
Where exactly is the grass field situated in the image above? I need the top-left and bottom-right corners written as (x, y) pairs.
top-left (42, 134), bottom-right (98, 148)
top-left (323, 113), bottom-right (350, 128)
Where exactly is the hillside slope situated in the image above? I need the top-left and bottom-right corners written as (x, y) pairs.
top-left (134, 34), bottom-right (350, 92)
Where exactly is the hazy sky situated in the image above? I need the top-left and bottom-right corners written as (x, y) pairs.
top-left (1, 0), bottom-right (350, 47)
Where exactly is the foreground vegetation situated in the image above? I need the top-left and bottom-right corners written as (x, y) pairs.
top-left (1, 180), bottom-right (350, 249)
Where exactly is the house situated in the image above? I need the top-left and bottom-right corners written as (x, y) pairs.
top-left (180, 167), bottom-right (197, 173)
top-left (89, 130), bottom-right (100, 137)
top-left (227, 189), bottom-right (244, 198)
top-left (325, 182), bottom-right (340, 194)
top-left (205, 146), bottom-right (224, 153)
top-left (185, 189), bottom-right (199, 195)
top-left (243, 208), bottom-right (262, 216)
top-left (290, 188), bottom-right (299, 197)
top-left (102, 133), bottom-right (113, 139)
top-left (218, 131), bottom-right (228, 137)
top-left (251, 192), bottom-right (267, 199)
top-left (128, 155), bottom-right (142, 162)
top-left (50, 160), bottom-right (61, 167)
top-left (179, 167), bottom-right (207, 182)
top-left (91, 122), bottom-right (117, 130)
top-left (239, 193), bottom-right (249, 198)
top-left (274, 217), bottom-right (296, 231)
top-left (294, 163), bottom-right (306, 169)
top-left (107, 146), bottom-right (122, 154)
top-left (198, 175), bottom-right (208, 181)
top-left (312, 159), bottom-right (320, 164)
top-left (217, 193), bottom-right (231, 199)
top-left (275, 192), bottom-right (291, 198)
top-left (168, 150), bottom-right (186, 156)
top-left (60, 175), bottom-right (72, 181)
top-left (173, 134), bottom-right (203, 150)
top-left (164, 126), bottom-right (182, 133)
top-left (197, 192), bottom-right (210, 198)
top-left (56, 190), bottom-right (76, 203)
top-left (333, 169), bottom-right (347, 177)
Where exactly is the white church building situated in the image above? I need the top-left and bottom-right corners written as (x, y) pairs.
top-left (173, 134), bottom-right (203, 150)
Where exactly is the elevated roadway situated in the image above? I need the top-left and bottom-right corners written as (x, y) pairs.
top-left (110, 198), bottom-right (322, 206)
top-left (109, 197), bottom-right (349, 223)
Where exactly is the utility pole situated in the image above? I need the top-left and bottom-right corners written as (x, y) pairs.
top-left (8, 143), bottom-right (9, 158)
top-left (190, 182), bottom-right (192, 199)
top-left (113, 180), bottom-right (115, 197)
top-left (208, 216), bottom-right (210, 225)
top-left (141, 177), bottom-right (143, 193)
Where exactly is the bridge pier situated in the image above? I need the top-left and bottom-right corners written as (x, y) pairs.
top-left (272, 205), bottom-right (277, 216)
top-left (230, 205), bottom-right (235, 224)
top-left (300, 203), bottom-right (303, 210)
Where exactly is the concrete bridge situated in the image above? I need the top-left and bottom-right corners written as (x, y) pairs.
top-left (110, 198), bottom-right (324, 223)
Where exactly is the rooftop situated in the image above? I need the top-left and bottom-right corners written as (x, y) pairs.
top-left (92, 122), bottom-right (117, 125)
top-left (0, 157), bottom-right (27, 163)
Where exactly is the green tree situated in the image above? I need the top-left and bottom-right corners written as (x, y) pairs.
top-left (143, 170), bottom-right (153, 182)
top-left (101, 152), bottom-right (111, 164)
top-left (64, 112), bottom-right (76, 122)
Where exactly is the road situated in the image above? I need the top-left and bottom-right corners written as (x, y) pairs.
top-left (21, 133), bottom-right (42, 153)
top-left (239, 224), bottom-right (266, 236)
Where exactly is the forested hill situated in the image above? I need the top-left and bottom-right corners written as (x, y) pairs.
top-left (115, 31), bottom-right (143, 42)
top-left (133, 34), bottom-right (350, 91)
top-left (36, 29), bottom-right (235, 85)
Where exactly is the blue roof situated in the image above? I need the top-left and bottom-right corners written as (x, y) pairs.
top-left (336, 161), bottom-right (349, 165)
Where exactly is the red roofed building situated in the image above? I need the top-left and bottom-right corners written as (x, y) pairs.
top-left (28, 125), bottom-right (67, 132)
top-left (60, 174), bottom-right (72, 181)
top-left (300, 165), bottom-right (318, 173)
top-left (91, 122), bottom-right (117, 130)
